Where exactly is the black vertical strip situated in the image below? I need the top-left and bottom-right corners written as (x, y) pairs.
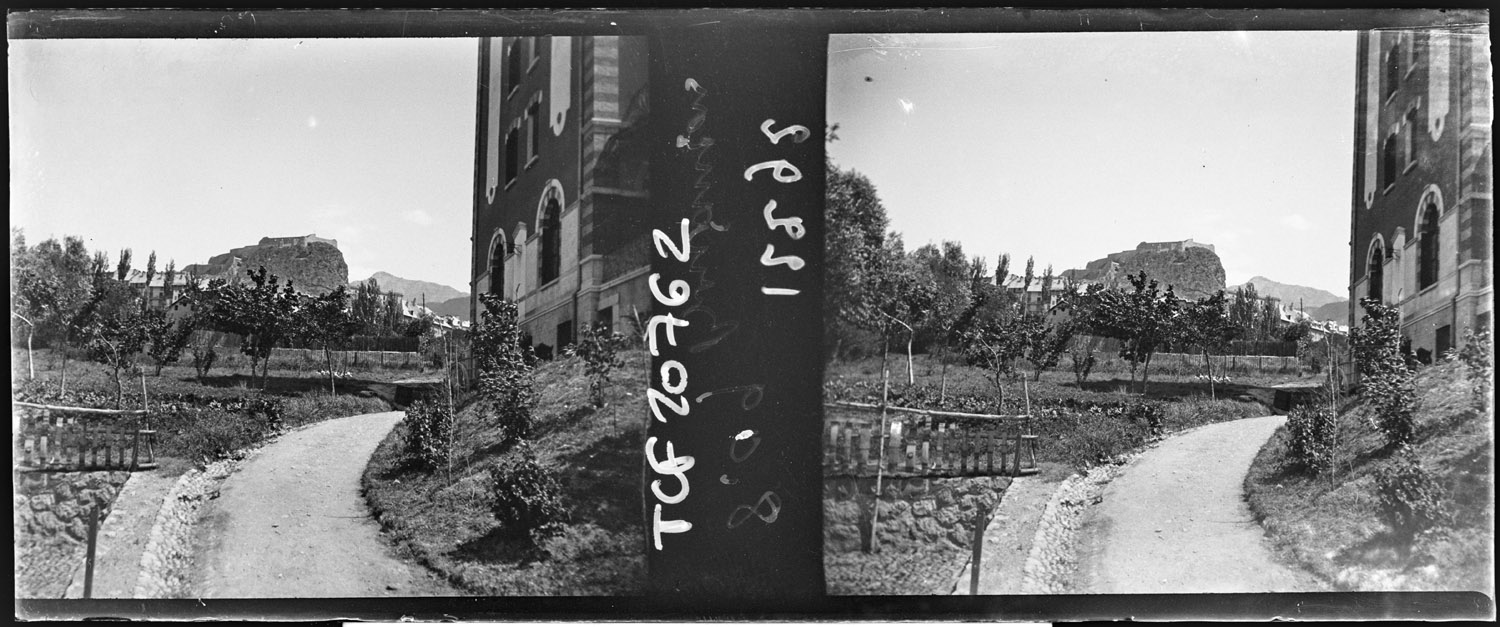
top-left (644, 28), bottom-right (825, 599)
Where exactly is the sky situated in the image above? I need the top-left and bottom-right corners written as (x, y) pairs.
top-left (9, 37), bottom-right (478, 291)
top-left (828, 31), bottom-right (1357, 296)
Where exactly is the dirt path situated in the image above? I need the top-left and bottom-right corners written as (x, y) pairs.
top-left (955, 475), bottom-right (1061, 595)
top-left (1075, 415), bottom-right (1323, 594)
top-left (192, 411), bottom-right (453, 597)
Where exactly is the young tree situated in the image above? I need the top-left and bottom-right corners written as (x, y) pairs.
top-left (300, 285), bottom-right (359, 394)
top-left (1179, 290), bottom-right (1239, 398)
top-left (963, 314), bottom-right (1029, 411)
top-left (569, 321), bottom-right (628, 412)
top-left (1351, 299), bottom-right (1416, 446)
top-left (912, 241), bottom-right (975, 399)
top-left (1021, 316), bottom-right (1075, 382)
top-left (143, 309), bottom-right (195, 376)
top-left (141, 251), bottom-right (157, 312)
top-left (1022, 255), bottom-right (1035, 293)
top-left (994, 254), bottom-right (1011, 287)
top-left (76, 278), bottom-right (151, 407)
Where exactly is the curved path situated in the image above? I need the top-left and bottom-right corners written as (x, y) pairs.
top-left (1075, 415), bottom-right (1323, 594)
top-left (192, 411), bottom-right (453, 597)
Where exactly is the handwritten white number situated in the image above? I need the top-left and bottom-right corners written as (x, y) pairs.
top-left (743, 159), bottom-right (803, 183)
top-left (760, 119), bottom-right (810, 145)
top-left (652, 218), bottom-right (691, 262)
top-left (646, 314), bottom-right (689, 356)
top-left (649, 273), bottom-right (690, 307)
top-left (762, 200), bottom-right (806, 240)
top-left (761, 287), bottom-right (801, 296)
top-left (660, 360), bottom-right (688, 395)
top-left (648, 388), bottom-right (690, 423)
top-left (760, 244), bottom-right (805, 271)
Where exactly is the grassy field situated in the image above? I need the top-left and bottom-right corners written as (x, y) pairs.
top-left (362, 350), bottom-right (647, 596)
top-left (1245, 359), bottom-right (1494, 593)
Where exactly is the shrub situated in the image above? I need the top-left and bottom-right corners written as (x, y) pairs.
top-left (1051, 411), bottom-right (1149, 469)
top-left (1124, 401), bottom-right (1165, 437)
top-left (403, 396), bottom-right (452, 471)
top-left (1351, 299), bottom-right (1416, 447)
top-left (474, 295), bottom-right (536, 441)
top-left (1286, 404), bottom-right (1338, 475)
top-left (1374, 446), bottom-right (1452, 546)
top-left (566, 321), bottom-right (628, 409)
top-left (1457, 328), bottom-right (1493, 412)
top-left (490, 441), bottom-right (569, 544)
top-left (161, 408), bottom-right (277, 462)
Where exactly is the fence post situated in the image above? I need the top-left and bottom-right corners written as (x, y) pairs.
top-left (83, 503), bottom-right (99, 599)
top-left (969, 504), bottom-right (987, 595)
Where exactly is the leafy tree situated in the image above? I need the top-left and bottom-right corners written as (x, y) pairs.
top-left (824, 160), bottom-right (893, 362)
top-left (12, 235), bottom-right (96, 393)
top-left (76, 277), bottom-right (152, 407)
top-left (115, 248), bottom-right (133, 282)
top-left (299, 285), bottom-right (359, 394)
top-left (144, 309), bottom-right (195, 376)
top-left (1073, 271), bottom-right (1182, 395)
top-left (994, 254), bottom-right (1010, 287)
top-left (1179, 290), bottom-right (1240, 398)
top-left (1021, 316), bottom-right (1075, 382)
top-left (211, 267), bottom-right (303, 389)
top-left (912, 241), bottom-right (975, 398)
top-left (875, 235), bottom-right (936, 385)
top-left (140, 251), bottom-right (157, 312)
top-left (474, 294), bottom-right (536, 442)
top-left (962, 313), bottom-right (1029, 410)
top-left (160, 260), bottom-right (177, 308)
top-left (1022, 255), bottom-right (1035, 292)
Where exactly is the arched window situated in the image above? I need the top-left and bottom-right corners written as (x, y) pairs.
top-left (1418, 202), bottom-right (1440, 289)
top-left (1367, 238), bottom-right (1385, 303)
top-left (488, 232), bottom-right (508, 297)
top-left (539, 197), bottom-right (561, 284)
top-left (506, 39), bottom-right (523, 94)
top-left (1381, 133), bottom-right (1399, 188)
top-left (1384, 37), bottom-right (1401, 99)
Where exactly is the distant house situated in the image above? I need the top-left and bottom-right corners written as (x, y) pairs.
top-left (998, 273), bottom-right (1069, 317)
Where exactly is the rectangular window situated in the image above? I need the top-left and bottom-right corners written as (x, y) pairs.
top-left (1402, 108), bottom-right (1417, 171)
top-left (557, 319), bottom-right (575, 352)
top-left (526, 98), bottom-right (542, 166)
top-left (597, 306), bottom-right (614, 333)
top-left (504, 125), bottom-right (520, 184)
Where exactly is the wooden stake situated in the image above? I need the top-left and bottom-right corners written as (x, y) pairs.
top-left (83, 503), bottom-right (99, 599)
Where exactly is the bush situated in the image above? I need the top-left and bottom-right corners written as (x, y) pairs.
top-left (1052, 411), bottom-right (1150, 469)
top-left (1286, 404), bottom-right (1338, 475)
top-left (566, 322), bottom-right (627, 409)
top-left (1351, 299), bottom-right (1417, 447)
top-left (490, 441), bottom-right (569, 544)
top-left (160, 408), bottom-right (278, 462)
top-left (475, 295), bottom-right (536, 441)
top-left (1457, 327), bottom-right (1493, 412)
top-left (1374, 446), bottom-right (1452, 546)
top-left (403, 396), bottom-right (452, 471)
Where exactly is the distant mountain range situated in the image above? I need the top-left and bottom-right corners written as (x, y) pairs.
top-left (1235, 276), bottom-right (1347, 323)
top-left (352, 272), bottom-right (471, 321)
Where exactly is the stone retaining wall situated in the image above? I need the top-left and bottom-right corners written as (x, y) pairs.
top-left (14, 471), bottom-right (132, 598)
top-left (824, 475), bottom-right (1011, 554)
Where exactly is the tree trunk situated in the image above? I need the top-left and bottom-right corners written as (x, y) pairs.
top-left (60, 337), bottom-right (70, 396)
top-left (905, 334), bottom-right (914, 386)
top-left (113, 365), bottom-right (124, 409)
top-left (1141, 352), bottom-right (1153, 396)
top-left (1204, 350), bottom-right (1215, 400)
top-left (327, 346), bottom-right (337, 395)
top-left (939, 345), bottom-right (949, 404)
top-left (25, 329), bottom-right (34, 380)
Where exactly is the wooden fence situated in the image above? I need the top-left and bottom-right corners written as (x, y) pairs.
top-left (13, 402), bottom-right (158, 472)
top-left (824, 402), bottom-right (1038, 478)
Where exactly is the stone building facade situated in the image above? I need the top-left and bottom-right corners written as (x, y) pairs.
top-left (469, 36), bottom-right (651, 356)
top-left (1349, 27), bottom-right (1492, 361)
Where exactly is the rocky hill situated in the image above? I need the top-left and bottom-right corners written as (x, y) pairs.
top-left (427, 296), bottom-right (472, 321)
top-left (193, 241), bottom-right (348, 294)
top-left (1236, 276), bottom-right (1344, 310)
top-left (352, 272), bottom-right (467, 306)
top-left (1087, 244), bottom-right (1227, 299)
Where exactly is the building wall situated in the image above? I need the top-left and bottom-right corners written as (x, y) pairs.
top-left (1350, 28), bottom-right (1493, 360)
top-left (470, 36), bottom-right (652, 353)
